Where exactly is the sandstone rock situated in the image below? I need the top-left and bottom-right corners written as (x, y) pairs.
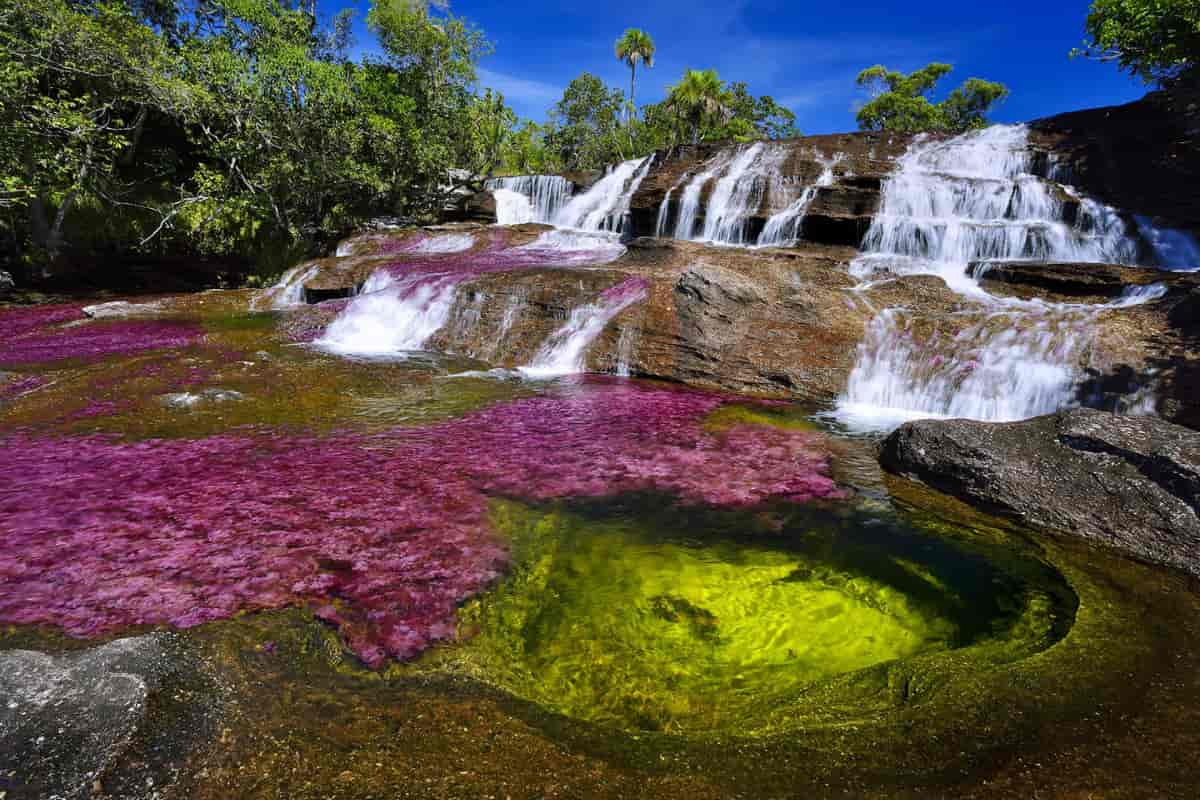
top-left (0, 633), bottom-right (217, 799)
top-left (974, 261), bottom-right (1200, 300)
top-left (82, 300), bottom-right (164, 319)
top-left (879, 409), bottom-right (1200, 576)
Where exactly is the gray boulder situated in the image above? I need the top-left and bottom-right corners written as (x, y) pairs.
top-left (0, 270), bottom-right (13, 293)
top-left (0, 633), bottom-right (217, 799)
top-left (879, 408), bottom-right (1200, 576)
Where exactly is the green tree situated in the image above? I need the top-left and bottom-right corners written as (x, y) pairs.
top-left (0, 0), bottom-right (197, 269)
top-left (614, 28), bottom-right (655, 122)
top-left (855, 63), bottom-right (1008, 133)
top-left (546, 73), bottom-right (627, 170)
top-left (719, 82), bottom-right (800, 140)
top-left (665, 68), bottom-right (731, 144)
top-left (1076, 0), bottom-right (1200, 85)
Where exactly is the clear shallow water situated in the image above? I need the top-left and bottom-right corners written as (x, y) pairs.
top-left (451, 496), bottom-right (1073, 734)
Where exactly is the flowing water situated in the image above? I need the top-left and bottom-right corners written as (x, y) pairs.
top-left (520, 278), bottom-right (650, 378)
top-left (833, 126), bottom-right (1169, 432)
top-left (485, 175), bottom-right (573, 225)
top-left (554, 156), bottom-right (654, 233)
top-left (756, 152), bottom-right (844, 247)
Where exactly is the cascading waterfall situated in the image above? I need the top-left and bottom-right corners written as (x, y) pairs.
top-left (253, 263), bottom-right (320, 310)
top-left (520, 278), bottom-right (650, 377)
top-left (835, 125), bottom-right (1166, 432)
top-left (486, 176), bottom-right (572, 225)
top-left (756, 153), bottom-right (845, 247)
top-left (672, 151), bottom-right (734, 240)
top-left (554, 156), bottom-right (653, 232)
top-left (697, 143), bottom-right (768, 244)
top-left (316, 230), bottom-right (626, 358)
top-left (316, 272), bottom-right (459, 356)
top-left (654, 188), bottom-right (675, 237)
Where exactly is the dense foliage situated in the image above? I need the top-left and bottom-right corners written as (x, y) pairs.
top-left (1078, 0), bottom-right (1200, 84)
top-left (0, 0), bottom-right (502, 278)
top-left (855, 63), bottom-right (1009, 133)
top-left (504, 67), bottom-right (800, 173)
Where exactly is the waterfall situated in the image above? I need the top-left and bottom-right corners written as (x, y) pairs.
top-left (615, 324), bottom-right (640, 377)
top-left (1136, 216), bottom-right (1200, 271)
top-left (654, 189), bottom-right (674, 237)
top-left (699, 143), bottom-right (772, 244)
top-left (252, 263), bottom-right (320, 310)
top-left (315, 272), bottom-right (458, 356)
top-left (756, 153), bottom-right (844, 247)
top-left (834, 125), bottom-right (1165, 432)
top-left (520, 278), bottom-right (649, 377)
top-left (553, 157), bottom-right (652, 232)
top-left (486, 176), bottom-right (572, 225)
top-left (313, 229), bottom-right (627, 358)
top-left (491, 189), bottom-right (535, 225)
top-left (672, 151), bottom-right (734, 240)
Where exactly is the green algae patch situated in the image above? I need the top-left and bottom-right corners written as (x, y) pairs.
top-left (702, 402), bottom-right (820, 433)
top-left (443, 496), bottom-right (1076, 735)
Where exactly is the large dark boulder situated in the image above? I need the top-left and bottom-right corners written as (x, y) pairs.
top-left (0, 633), bottom-right (218, 799)
top-left (879, 409), bottom-right (1200, 576)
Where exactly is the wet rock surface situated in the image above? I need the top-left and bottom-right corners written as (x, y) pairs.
top-left (880, 408), bottom-right (1200, 576)
top-left (0, 633), bottom-right (218, 800)
top-left (975, 260), bottom-right (1198, 300)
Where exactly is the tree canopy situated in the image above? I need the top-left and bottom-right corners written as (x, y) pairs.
top-left (1077, 0), bottom-right (1200, 85)
top-left (855, 63), bottom-right (1009, 133)
top-left (0, 0), bottom-right (513, 278)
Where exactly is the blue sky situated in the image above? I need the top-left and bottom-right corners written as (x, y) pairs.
top-left (323, 0), bottom-right (1147, 134)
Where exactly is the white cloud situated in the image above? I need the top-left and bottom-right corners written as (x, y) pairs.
top-left (477, 68), bottom-right (562, 107)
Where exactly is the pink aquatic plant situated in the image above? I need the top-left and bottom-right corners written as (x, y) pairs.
top-left (1, 375), bottom-right (46, 401)
top-left (0, 381), bottom-right (841, 666)
top-left (0, 305), bottom-right (205, 367)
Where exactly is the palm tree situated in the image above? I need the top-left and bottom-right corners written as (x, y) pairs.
top-left (665, 69), bottom-right (730, 144)
top-left (615, 29), bottom-right (656, 123)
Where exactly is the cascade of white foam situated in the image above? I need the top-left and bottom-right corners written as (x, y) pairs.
top-left (672, 151), bottom-right (734, 240)
top-left (615, 324), bottom-right (640, 377)
top-left (834, 125), bottom-right (1163, 432)
top-left (520, 279), bottom-right (649, 377)
top-left (315, 272), bottom-right (458, 356)
top-left (849, 126), bottom-right (1138, 295)
top-left (553, 157), bottom-right (652, 232)
top-left (491, 189), bottom-right (535, 225)
top-left (655, 189), bottom-right (674, 237)
top-left (486, 176), bottom-right (572, 225)
top-left (252, 263), bottom-right (320, 310)
top-left (1136, 216), bottom-right (1200, 271)
top-left (697, 143), bottom-right (768, 244)
top-left (756, 153), bottom-right (845, 247)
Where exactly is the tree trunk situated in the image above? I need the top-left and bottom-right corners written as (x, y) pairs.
top-left (118, 106), bottom-right (149, 167)
top-left (628, 64), bottom-right (636, 124)
top-left (48, 139), bottom-right (94, 262)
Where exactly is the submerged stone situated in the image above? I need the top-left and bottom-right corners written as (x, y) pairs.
top-left (0, 633), bottom-right (216, 799)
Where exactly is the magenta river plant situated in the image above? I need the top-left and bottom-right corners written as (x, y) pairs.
top-left (0, 381), bottom-right (842, 666)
